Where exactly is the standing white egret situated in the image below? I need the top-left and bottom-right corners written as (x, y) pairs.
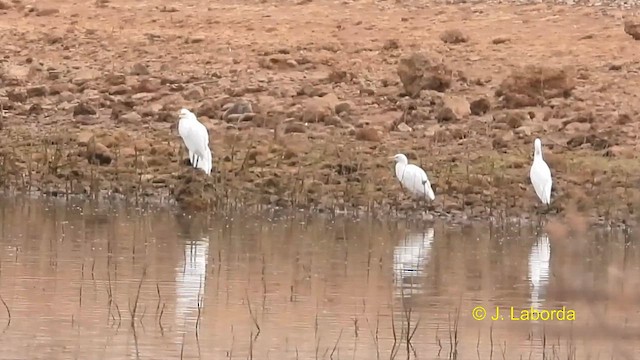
top-left (529, 138), bottom-right (552, 205)
top-left (392, 154), bottom-right (435, 201)
top-left (178, 108), bottom-right (212, 175)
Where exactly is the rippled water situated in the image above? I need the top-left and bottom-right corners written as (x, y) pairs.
top-left (0, 197), bottom-right (638, 359)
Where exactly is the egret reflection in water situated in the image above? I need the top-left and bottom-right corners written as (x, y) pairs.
top-left (175, 237), bottom-right (209, 326)
top-left (528, 233), bottom-right (551, 309)
top-left (393, 228), bottom-right (434, 298)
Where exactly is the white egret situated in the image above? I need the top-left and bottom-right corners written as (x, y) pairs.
top-left (529, 138), bottom-right (552, 205)
top-left (178, 108), bottom-right (212, 175)
top-left (392, 154), bottom-right (435, 201)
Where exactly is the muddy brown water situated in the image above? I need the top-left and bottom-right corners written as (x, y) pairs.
top-left (0, 197), bottom-right (638, 359)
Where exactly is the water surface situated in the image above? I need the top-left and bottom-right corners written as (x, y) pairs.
top-left (0, 197), bottom-right (638, 359)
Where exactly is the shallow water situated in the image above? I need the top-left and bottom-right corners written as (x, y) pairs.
top-left (0, 197), bottom-right (639, 359)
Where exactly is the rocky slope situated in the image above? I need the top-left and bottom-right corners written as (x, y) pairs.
top-left (1, 0), bottom-right (639, 224)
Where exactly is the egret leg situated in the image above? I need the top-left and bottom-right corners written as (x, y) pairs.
top-left (193, 156), bottom-right (199, 169)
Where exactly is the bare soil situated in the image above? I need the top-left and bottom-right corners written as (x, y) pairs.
top-left (1, 0), bottom-right (639, 223)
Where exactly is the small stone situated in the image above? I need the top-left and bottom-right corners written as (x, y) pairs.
top-left (334, 101), bottom-right (353, 115)
top-left (86, 140), bottom-right (113, 165)
top-left (382, 39), bottom-right (400, 50)
top-left (36, 8), bottom-right (60, 16)
top-left (284, 122), bottom-right (307, 134)
top-left (397, 122), bottom-right (412, 132)
top-left (72, 69), bottom-right (101, 86)
top-left (491, 36), bottom-right (510, 44)
top-left (188, 36), bottom-right (205, 44)
top-left (109, 85), bottom-right (131, 95)
top-left (130, 62), bottom-right (150, 76)
top-left (0, 0), bottom-right (11, 10)
top-left (76, 131), bottom-right (94, 145)
top-left (119, 111), bottom-right (142, 124)
top-left (26, 85), bottom-right (48, 98)
top-left (355, 127), bottom-right (381, 142)
top-left (624, 19), bottom-right (640, 40)
top-left (223, 100), bottom-right (253, 121)
top-left (135, 78), bottom-right (162, 93)
top-left (183, 86), bottom-right (205, 101)
top-left (73, 102), bottom-right (97, 116)
top-left (440, 29), bottom-right (469, 44)
top-left (470, 98), bottom-right (491, 115)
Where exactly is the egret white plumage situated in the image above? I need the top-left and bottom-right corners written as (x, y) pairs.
top-left (178, 108), bottom-right (212, 175)
top-left (392, 154), bottom-right (435, 201)
top-left (529, 138), bottom-right (552, 205)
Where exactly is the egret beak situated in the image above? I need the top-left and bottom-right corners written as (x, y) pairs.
top-left (388, 156), bottom-right (395, 160)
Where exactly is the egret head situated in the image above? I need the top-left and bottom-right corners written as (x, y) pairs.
top-left (533, 138), bottom-right (542, 156)
top-left (391, 154), bottom-right (408, 164)
top-left (178, 108), bottom-right (192, 119)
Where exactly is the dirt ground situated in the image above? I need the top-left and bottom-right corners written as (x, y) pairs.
top-left (0, 0), bottom-right (639, 224)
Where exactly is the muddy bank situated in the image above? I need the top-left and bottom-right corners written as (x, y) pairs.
top-left (0, 0), bottom-right (639, 224)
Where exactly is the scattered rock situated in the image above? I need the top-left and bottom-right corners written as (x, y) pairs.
top-left (334, 101), bottom-right (353, 115)
top-left (258, 55), bottom-right (298, 70)
top-left (26, 85), bottom-right (48, 98)
top-left (72, 69), bottom-right (101, 86)
top-left (135, 78), bottom-right (162, 93)
top-left (187, 35), bottom-right (206, 44)
top-left (73, 102), bottom-right (97, 117)
top-left (86, 139), bottom-right (113, 165)
top-left (567, 134), bottom-right (611, 150)
top-left (617, 113), bottom-right (633, 125)
top-left (36, 8), bottom-right (60, 16)
top-left (301, 94), bottom-right (338, 123)
top-left (105, 73), bottom-right (126, 86)
top-left (382, 39), bottom-right (400, 50)
top-left (223, 100), bottom-right (253, 121)
top-left (496, 65), bottom-right (575, 108)
top-left (494, 111), bottom-right (529, 129)
top-left (397, 52), bottom-right (451, 97)
top-left (470, 98), bottom-right (491, 115)
top-left (298, 83), bottom-right (329, 97)
top-left (441, 96), bottom-right (470, 120)
top-left (397, 122), bottom-right (412, 132)
top-left (7, 89), bottom-right (27, 103)
top-left (355, 127), bottom-right (381, 142)
top-left (130, 63), bottom-right (150, 76)
top-left (491, 36), bottom-right (511, 44)
top-left (119, 111), bottom-right (143, 124)
top-left (0, 0), bottom-right (11, 10)
top-left (109, 85), bottom-right (131, 95)
top-left (436, 107), bottom-right (457, 123)
top-left (76, 131), bottom-right (94, 146)
top-left (284, 122), bottom-right (307, 134)
top-left (624, 19), bottom-right (640, 40)
top-left (440, 29), bottom-right (469, 44)
top-left (28, 104), bottom-right (43, 115)
top-left (183, 85), bottom-right (205, 101)
top-left (327, 70), bottom-right (349, 84)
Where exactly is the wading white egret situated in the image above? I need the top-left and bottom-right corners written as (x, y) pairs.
top-left (178, 108), bottom-right (212, 175)
top-left (529, 138), bottom-right (552, 205)
top-left (392, 154), bottom-right (435, 201)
